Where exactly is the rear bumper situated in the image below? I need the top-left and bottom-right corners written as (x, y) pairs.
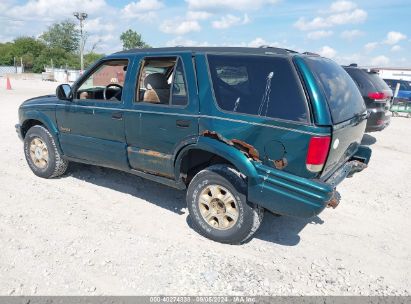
top-left (248, 146), bottom-right (371, 218)
top-left (366, 108), bottom-right (390, 132)
top-left (15, 124), bottom-right (23, 141)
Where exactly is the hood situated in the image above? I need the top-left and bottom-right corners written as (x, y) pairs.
top-left (20, 94), bottom-right (59, 107)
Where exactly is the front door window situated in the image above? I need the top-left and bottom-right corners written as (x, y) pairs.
top-left (76, 60), bottom-right (128, 102)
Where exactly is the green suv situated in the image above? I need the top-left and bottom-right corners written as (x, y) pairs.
top-left (16, 47), bottom-right (371, 244)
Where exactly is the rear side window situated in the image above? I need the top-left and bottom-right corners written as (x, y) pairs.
top-left (135, 57), bottom-right (188, 106)
top-left (305, 57), bottom-right (365, 124)
top-left (207, 55), bottom-right (309, 123)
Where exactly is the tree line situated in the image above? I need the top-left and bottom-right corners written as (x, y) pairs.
top-left (0, 20), bottom-right (150, 73)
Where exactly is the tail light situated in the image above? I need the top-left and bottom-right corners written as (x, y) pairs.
top-left (368, 92), bottom-right (386, 100)
top-left (306, 136), bottom-right (331, 172)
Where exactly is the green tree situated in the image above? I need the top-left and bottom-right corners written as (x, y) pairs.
top-left (13, 37), bottom-right (45, 70)
top-left (13, 37), bottom-right (45, 57)
top-left (84, 52), bottom-right (104, 68)
top-left (120, 29), bottom-right (150, 50)
top-left (0, 32), bottom-right (103, 73)
top-left (40, 20), bottom-right (80, 53)
top-left (0, 42), bottom-right (15, 65)
top-left (0, 37), bottom-right (45, 69)
top-left (32, 47), bottom-right (73, 73)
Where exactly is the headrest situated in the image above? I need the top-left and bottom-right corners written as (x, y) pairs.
top-left (144, 73), bottom-right (168, 90)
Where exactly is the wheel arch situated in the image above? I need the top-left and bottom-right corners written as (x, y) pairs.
top-left (21, 111), bottom-right (63, 155)
top-left (174, 136), bottom-right (259, 186)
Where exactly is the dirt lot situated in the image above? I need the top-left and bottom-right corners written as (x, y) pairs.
top-left (0, 77), bottom-right (410, 296)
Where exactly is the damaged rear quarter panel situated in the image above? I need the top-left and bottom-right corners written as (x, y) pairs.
top-left (198, 116), bottom-right (328, 179)
top-left (194, 53), bottom-right (331, 180)
top-left (188, 54), bottom-right (337, 217)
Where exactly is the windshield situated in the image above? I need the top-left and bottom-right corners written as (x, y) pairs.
top-left (304, 57), bottom-right (366, 124)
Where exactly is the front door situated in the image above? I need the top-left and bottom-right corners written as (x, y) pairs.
top-left (124, 53), bottom-right (199, 178)
top-left (56, 58), bottom-right (132, 170)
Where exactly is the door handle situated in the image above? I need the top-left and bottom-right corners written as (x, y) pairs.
top-left (176, 120), bottom-right (190, 128)
top-left (112, 111), bottom-right (123, 120)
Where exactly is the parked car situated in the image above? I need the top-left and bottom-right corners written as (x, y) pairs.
top-left (343, 64), bottom-right (393, 132)
top-left (16, 47), bottom-right (371, 244)
top-left (383, 79), bottom-right (411, 102)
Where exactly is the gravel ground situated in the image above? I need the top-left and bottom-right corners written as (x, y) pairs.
top-left (0, 77), bottom-right (410, 296)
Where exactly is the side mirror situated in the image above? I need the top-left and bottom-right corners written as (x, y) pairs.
top-left (56, 84), bottom-right (72, 100)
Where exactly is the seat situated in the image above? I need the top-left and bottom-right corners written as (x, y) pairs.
top-left (143, 73), bottom-right (170, 104)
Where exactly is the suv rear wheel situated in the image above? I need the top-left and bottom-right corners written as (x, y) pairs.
top-left (24, 125), bottom-right (69, 178)
top-left (186, 164), bottom-right (264, 244)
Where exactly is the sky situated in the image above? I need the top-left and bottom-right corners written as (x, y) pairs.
top-left (0, 0), bottom-right (410, 67)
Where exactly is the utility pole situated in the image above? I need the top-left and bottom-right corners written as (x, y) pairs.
top-left (73, 12), bottom-right (88, 71)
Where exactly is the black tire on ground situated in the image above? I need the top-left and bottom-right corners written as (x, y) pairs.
top-left (186, 164), bottom-right (264, 244)
top-left (24, 125), bottom-right (69, 179)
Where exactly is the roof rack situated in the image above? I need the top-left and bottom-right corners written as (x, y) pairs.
top-left (302, 51), bottom-right (320, 56)
top-left (260, 45), bottom-right (298, 53)
top-left (116, 47), bottom-right (291, 55)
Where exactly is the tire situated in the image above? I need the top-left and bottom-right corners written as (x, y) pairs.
top-left (186, 164), bottom-right (264, 244)
top-left (24, 125), bottom-right (69, 178)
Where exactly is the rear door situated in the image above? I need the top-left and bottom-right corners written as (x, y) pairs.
top-left (303, 57), bottom-right (367, 177)
top-left (124, 52), bottom-right (199, 178)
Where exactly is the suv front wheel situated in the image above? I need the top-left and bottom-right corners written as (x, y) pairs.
top-left (24, 125), bottom-right (69, 179)
top-left (187, 164), bottom-right (264, 244)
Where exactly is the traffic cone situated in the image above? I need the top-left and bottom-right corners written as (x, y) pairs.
top-left (6, 77), bottom-right (12, 90)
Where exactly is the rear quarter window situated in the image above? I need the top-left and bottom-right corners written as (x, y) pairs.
top-left (305, 57), bottom-right (365, 124)
top-left (207, 54), bottom-right (309, 123)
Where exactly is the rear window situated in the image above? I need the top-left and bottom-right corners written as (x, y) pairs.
top-left (366, 72), bottom-right (391, 92)
top-left (207, 55), bottom-right (309, 123)
top-left (304, 57), bottom-right (365, 124)
top-left (345, 68), bottom-right (390, 93)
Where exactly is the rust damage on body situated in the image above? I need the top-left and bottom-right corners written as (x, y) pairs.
top-left (273, 158), bottom-right (288, 170)
top-left (327, 190), bottom-right (341, 209)
top-left (201, 130), bottom-right (260, 161)
top-left (137, 149), bottom-right (172, 160)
